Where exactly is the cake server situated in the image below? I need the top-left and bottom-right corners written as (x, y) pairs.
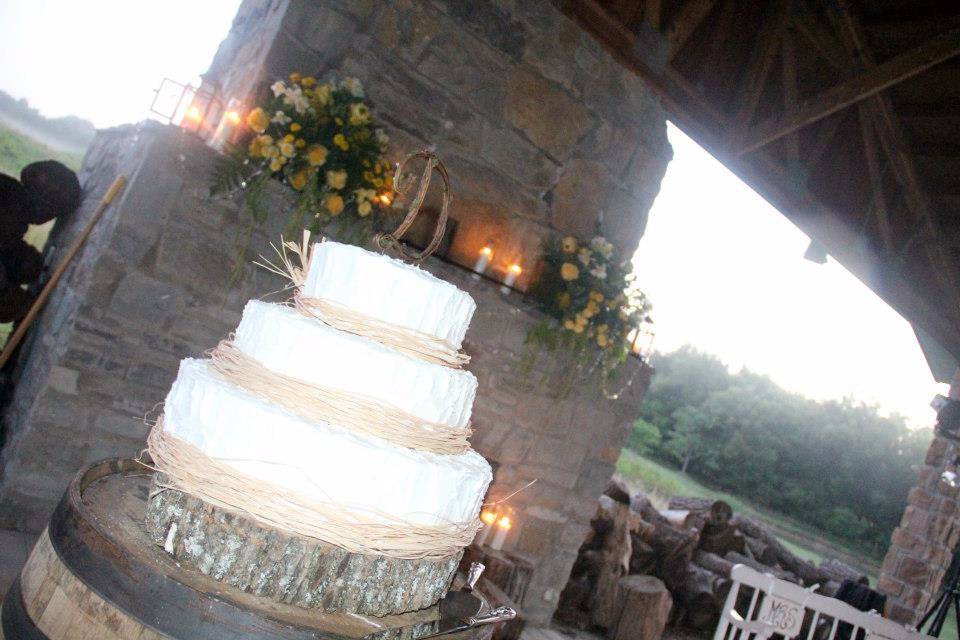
top-left (418, 606), bottom-right (517, 639)
top-left (439, 562), bottom-right (485, 619)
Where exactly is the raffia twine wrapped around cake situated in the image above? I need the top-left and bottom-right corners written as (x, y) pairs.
top-left (208, 339), bottom-right (471, 454)
top-left (145, 418), bottom-right (482, 560)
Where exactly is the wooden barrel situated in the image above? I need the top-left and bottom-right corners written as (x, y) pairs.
top-left (1, 458), bottom-right (489, 640)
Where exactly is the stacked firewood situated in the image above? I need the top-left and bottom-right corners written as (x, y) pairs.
top-left (0, 161), bottom-right (80, 323)
top-left (556, 480), bottom-right (868, 639)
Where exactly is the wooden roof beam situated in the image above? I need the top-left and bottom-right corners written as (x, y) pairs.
top-left (858, 104), bottom-right (895, 253)
top-left (730, 0), bottom-right (792, 135)
top-left (738, 26), bottom-right (960, 155)
top-left (666, 0), bottom-right (719, 59)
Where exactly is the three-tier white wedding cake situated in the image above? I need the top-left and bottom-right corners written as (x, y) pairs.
top-left (145, 239), bottom-right (493, 615)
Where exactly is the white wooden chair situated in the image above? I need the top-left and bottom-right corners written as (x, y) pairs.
top-left (713, 565), bottom-right (934, 640)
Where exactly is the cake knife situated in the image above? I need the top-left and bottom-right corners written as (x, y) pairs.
top-left (415, 606), bottom-right (517, 640)
top-left (439, 562), bottom-right (485, 619)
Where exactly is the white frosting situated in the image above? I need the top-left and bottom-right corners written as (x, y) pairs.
top-left (302, 241), bottom-right (476, 349)
top-left (163, 359), bottom-right (492, 525)
top-left (234, 301), bottom-right (476, 427)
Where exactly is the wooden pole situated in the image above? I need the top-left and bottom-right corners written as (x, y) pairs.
top-left (0, 175), bottom-right (127, 369)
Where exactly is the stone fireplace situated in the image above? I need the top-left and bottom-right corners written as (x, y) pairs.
top-left (0, 0), bottom-right (671, 625)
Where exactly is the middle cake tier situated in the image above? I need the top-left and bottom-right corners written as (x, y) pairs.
top-left (163, 358), bottom-right (492, 526)
top-left (233, 300), bottom-right (477, 428)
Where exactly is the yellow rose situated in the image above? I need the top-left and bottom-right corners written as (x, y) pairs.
top-left (301, 76), bottom-right (317, 87)
top-left (313, 85), bottom-right (332, 106)
top-left (572, 322), bottom-right (585, 334)
top-left (333, 133), bottom-right (349, 151)
top-left (357, 200), bottom-right (372, 217)
top-left (349, 102), bottom-right (371, 126)
top-left (289, 170), bottom-right (308, 191)
top-left (562, 236), bottom-right (578, 253)
top-left (290, 123), bottom-right (302, 132)
top-left (560, 262), bottom-right (579, 281)
top-left (295, 138), bottom-right (306, 148)
top-left (557, 292), bottom-right (571, 309)
top-left (326, 169), bottom-right (348, 190)
top-left (248, 134), bottom-right (273, 157)
top-left (563, 319), bottom-right (576, 330)
top-left (245, 107), bottom-right (270, 133)
top-left (597, 334), bottom-right (609, 348)
top-left (597, 324), bottom-right (609, 333)
top-left (279, 141), bottom-right (296, 158)
top-left (363, 170), bottom-right (375, 183)
top-left (283, 133), bottom-right (295, 143)
top-left (590, 291), bottom-right (604, 302)
top-left (585, 300), bottom-right (600, 316)
top-left (269, 157), bottom-right (285, 172)
top-left (289, 72), bottom-right (302, 83)
top-left (324, 193), bottom-right (345, 216)
top-left (307, 145), bottom-right (328, 167)
top-left (618, 308), bottom-right (629, 321)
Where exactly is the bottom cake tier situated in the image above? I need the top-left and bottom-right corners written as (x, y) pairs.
top-left (144, 475), bottom-right (463, 617)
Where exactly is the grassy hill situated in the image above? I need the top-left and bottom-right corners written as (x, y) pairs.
top-left (0, 124), bottom-right (83, 177)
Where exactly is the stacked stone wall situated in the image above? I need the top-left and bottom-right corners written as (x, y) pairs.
top-left (0, 124), bottom-right (654, 624)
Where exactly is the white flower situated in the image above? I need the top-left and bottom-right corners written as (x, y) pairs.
top-left (578, 247), bottom-right (592, 266)
top-left (590, 263), bottom-right (607, 279)
top-left (282, 85), bottom-right (310, 114)
top-left (342, 77), bottom-right (364, 97)
top-left (271, 110), bottom-right (292, 125)
top-left (270, 81), bottom-right (286, 98)
top-left (590, 236), bottom-right (614, 259)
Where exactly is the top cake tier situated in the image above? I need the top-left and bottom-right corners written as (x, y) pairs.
top-left (302, 241), bottom-right (476, 350)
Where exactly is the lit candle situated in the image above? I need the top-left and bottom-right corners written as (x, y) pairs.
top-left (181, 105), bottom-right (203, 131)
top-left (475, 509), bottom-right (497, 546)
top-left (490, 515), bottom-right (512, 551)
top-left (211, 99), bottom-right (242, 152)
top-left (500, 264), bottom-right (521, 294)
top-left (474, 246), bottom-right (493, 275)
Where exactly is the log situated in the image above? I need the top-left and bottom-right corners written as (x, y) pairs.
top-left (725, 551), bottom-right (798, 583)
top-left (680, 565), bottom-right (728, 630)
top-left (19, 160), bottom-right (81, 223)
top-left (744, 535), bottom-right (778, 566)
top-left (6, 457), bottom-right (471, 640)
top-left (590, 500), bottom-right (634, 629)
top-left (145, 477), bottom-right (462, 616)
top-left (610, 575), bottom-right (673, 640)
top-left (819, 558), bottom-right (868, 585)
top-left (667, 497), bottom-right (716, 512)
top-left (693, 551), bottom-right (735, 578)
top-left (730, 515), bottom-right (813, 580)
top-left (660, 509), bottom-right (703, 530)
top-left (604, 477), bottom-right (633, 506)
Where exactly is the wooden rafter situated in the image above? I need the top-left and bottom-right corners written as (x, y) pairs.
top-left (730, 0), bottom-right (792, 135)
top-left (739, 25), bottom-right (960, 154)
top-left (644, 0), bottom-right (661, 30)
top-left (831, 0), bottom-right (960, 312)
top-left (666, 0), bottom-right (719, 59)
top-left (780, 27), bottom-right (801, 164)
top-left (858, 104), bottom-right (895, 252)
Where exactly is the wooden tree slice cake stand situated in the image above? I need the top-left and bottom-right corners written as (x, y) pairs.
top-left (0, 458), bottom-right (487, 640)
top-left (144, 473), bottom-right (463, 616)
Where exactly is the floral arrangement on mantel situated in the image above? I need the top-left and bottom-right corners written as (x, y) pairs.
top-left (523, 234), bottom-right (652, 393)
top-left (211, 73), bottom-right (398, 279)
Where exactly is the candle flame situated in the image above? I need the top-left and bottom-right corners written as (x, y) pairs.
top-left (185, 105), bottom-right (202, 122)
top-left (508, 264), bottom-right (522, 275)
top-left (480, 246), bottom-right (493, 257)
top-left (497, 516), bottom-right (512, 530)
top-left (225, 110), bottom-right (241, 125)
top-left (480, 510), bottom-right (497, 525)
top-left (377, 193), bottom-right (393, 206)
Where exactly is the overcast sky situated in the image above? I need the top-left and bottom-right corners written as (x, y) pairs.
top-left (0, 1), bottom-right (943, 427)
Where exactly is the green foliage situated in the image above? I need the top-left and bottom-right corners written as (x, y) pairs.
top-left (627, 418), bottom-right (662, 455)
top-left (525, 234), bottom-right (653, 385)
top-left (0, 90), bottom-right (95, 151)
top-left (624, 346), bottom-right (929, 560)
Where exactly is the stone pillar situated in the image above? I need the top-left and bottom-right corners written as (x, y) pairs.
top-left (878, 370), bottom-right (960, 623)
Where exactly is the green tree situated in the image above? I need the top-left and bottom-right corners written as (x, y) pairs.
top-left (627, 417), bottom-right (662, 455)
